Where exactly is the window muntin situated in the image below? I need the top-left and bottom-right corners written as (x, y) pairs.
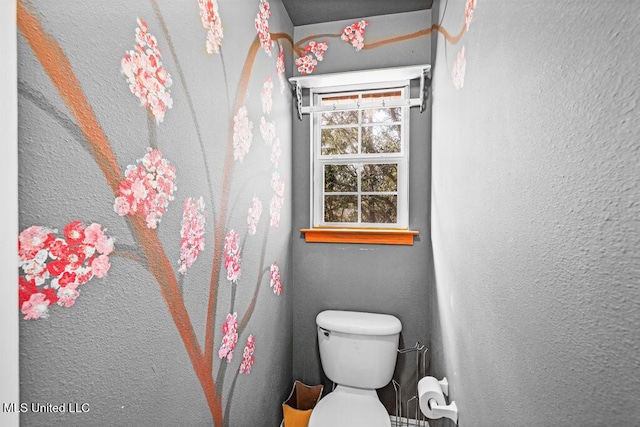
top-left (312, 86), bottom-right (409, 228)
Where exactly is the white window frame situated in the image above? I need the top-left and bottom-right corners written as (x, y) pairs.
top-left (310, 82), bottom-right (411, 229)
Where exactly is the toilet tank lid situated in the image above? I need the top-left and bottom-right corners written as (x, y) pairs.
top-left (316, 310), bottom-right (402, 335)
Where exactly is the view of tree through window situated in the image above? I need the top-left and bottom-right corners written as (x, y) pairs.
top-left (318, 89), bottom-right (404, 225)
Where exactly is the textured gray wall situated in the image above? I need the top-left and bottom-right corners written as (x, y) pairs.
top-left (430, 1), bottom-right (640, 425)
top-left (291, 10), bottom-right (434, 413)
top-left (17, 1), bottom-right (293, 426)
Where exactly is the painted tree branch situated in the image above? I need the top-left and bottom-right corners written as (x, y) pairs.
top-left (294, 33), bottom-right (340, 52)
top-left (292, 20), bottom-right (467, 59)
top-left (238, 228), bottom-right (270, 337)
top-left (203, 31), bottom-right (294, 373)
top-left (151, 0), bottom-right (218, 222)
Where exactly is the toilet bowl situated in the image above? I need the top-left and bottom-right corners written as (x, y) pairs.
top-left (308, 310), bottom-right (402, 427)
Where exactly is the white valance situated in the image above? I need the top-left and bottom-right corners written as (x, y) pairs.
top-left (289, 64), bottom-right (431, 119)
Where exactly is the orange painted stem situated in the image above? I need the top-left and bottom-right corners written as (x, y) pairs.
top-left (433, 23), bottom-right (466, 44)
top-left (294, 33), bottom-right (341, 54)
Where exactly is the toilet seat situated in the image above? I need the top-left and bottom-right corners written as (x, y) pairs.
top-left (308, 385), bottom-right (391, 427)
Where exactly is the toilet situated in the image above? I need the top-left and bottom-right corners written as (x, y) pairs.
top-left (308, 310), bottom-right (402, 427)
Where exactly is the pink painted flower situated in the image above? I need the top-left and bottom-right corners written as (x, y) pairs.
top-left (19, 226), bottom-right (54, 262)
top-left (271, 170), bottom-right (285, 199)
top-left (64, 221), bottom-right (85, 244)
top-left (56, 283), bottom-right (80, 308)
top-left (239, 334), bottom-right (256, 374)
top-left (225, 257), bottom-right (241, 283)
top-left (261, 77), bottom-right (273, 114)
top-left (233, 106), bottom-right (253, 162)
top-left (114, 197), bottom-right (130, 216)
top-left (19, 277), bottom-right (38, 308)
top-left (295, 54), bottom-right (317, 75)
top-left (303, 40), bottom-right (328, 61)
top-left (90, 254), bottom-right (111, 278)
top-left (271, 137), bottom-right (281, 166)
top-left (269, 171), bottom-right (285, 229)
top-left (58, 245), bottom-right (86, 272)
top-left (269, 262), bottom-right (282, 296)
top-left (198, 0), bottom-right (224, 54)
top-left (83, 223), bottom-right (114, 256)
top-left (254, 0), bottom-right (273, 56)
top-left (21, 250), bottom-right (50, 286)
top-left (224, 229), bottom-right (242, 283)
top-left (276, 44), bottom-right (286, 93)
top-left (260, 116), bottom-right (276, 146)
top-left (465, 0), bottom-right (477, 31)
top-left (247, 197), bottom-right (263, 236)
top-left (218, 312), bottom-right (238, 362)
top-left (295, 40), bottom-right (329, 75)
top-left (452, 46), bottom-right (466, 90)
top-left (341, 20), bottom-right (369, 51)
top-left (269, 195), bottom-right (282, 229)
top-left (21, 292), bottom-right (50, 320)
top-left (40, 287), bottom-right (58, 306)
top-left (121, 18), bottom-right (173, 123)
top-left (179, 197), bottom-right (207, 274)
top-left (17, 221), bottom-right (115, 319)
top-left (114, 147), bottom-right (177, 229)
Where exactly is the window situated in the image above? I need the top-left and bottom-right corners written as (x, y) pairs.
top-left (290, 64), bottom-right (430, 244)
top-left (312, 86), bottom-right (410, 229)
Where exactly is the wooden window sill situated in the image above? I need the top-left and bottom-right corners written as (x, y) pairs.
top-left (300, 228), bottom-right (419, 245)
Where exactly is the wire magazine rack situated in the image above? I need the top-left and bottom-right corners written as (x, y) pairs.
top-left (392, 342), bottom-right (429, 426)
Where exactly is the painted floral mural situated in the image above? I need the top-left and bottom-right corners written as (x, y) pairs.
top-left (255, 0), bottom-right (273, 55)
top-left (341, 20), bottom-right (370, 51)
top-left (16, 0), bottom-right (476, 424)
top-left (239, 334), bottom-right (256, 374)
top-left (18, 221), bottom-right (114, 319)
top-left (295, 40), bottom-right (329, 75)
top-left (277, 43), bottom-right (286, 92)
top-left (121, 18), bottom-right (173, 123)
top-left (465, 0), bottom-right (477, 31)
top-left (17, 0), bottom-right (292, 425)
top-left (198, 0), bottom-right (224, 54)
top-left (232, 105), bottom-right (254, 162)
top-left (179, 197), bottom-right (207, 274)
top-left (113, 147), bottom-right (177, 229)
top-left (452, 45), bottom-right (466, 90)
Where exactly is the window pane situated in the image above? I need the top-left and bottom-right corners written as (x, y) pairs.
top-left (320, 94), bottom-right (359, 127)
top-left (321, 110), bottom-right (358, 126)
top-left (321, 128), bottom-right (358, 155)
top-left (362, 125), bottom-right (401, 153)
top-left (324, 164), bottom-right (358, 192)
top-left (361, 164), bottom-right (397, 192)
top-left (361, 195), bottom-right (397, 224)
top-left (362, 107), bottom-right (401, 124)
top-left (324, 195), bottom-right (358, 223)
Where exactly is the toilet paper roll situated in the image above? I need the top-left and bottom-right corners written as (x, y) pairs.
top-left (418, 376), bottom-right (446, 419)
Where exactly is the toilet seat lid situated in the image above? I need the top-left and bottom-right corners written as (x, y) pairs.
top-left (308, 387), bottom-right (390, 427)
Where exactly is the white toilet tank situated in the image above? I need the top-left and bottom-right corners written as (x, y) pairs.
top-left (316, 310), bottom-right (402, 390)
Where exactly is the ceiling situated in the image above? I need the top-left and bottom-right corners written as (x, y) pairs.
top-left (281, 0), bottom-right (433, 26)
